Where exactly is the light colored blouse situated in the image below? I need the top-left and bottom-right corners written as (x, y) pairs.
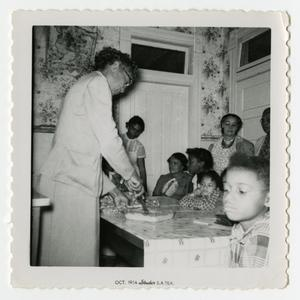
top-left (209, 136), bottom-right (255, 174)
top-left (121, 133), bottom-right (146, 176)
top-left (210, 138), bottom-right (237, 174)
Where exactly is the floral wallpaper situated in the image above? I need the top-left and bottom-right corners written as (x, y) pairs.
top-left (197, 27), bottom-right (232, 139)
top-left (33, 26), bottom-right (232, 138)
top-left (33, 26), bottom-right (120, 132)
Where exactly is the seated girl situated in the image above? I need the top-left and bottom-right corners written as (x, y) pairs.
top-left (152, 152), bottom-right (193, 200)
top-left (179, 170), bottom-right (223, 211)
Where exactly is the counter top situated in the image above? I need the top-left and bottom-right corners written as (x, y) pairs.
top-left (101, 206), bottom-right (231, 241)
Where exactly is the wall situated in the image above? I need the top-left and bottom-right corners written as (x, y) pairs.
top-left (155, 27), bottom-right (231, 146)
top-left (33, 26), bottom-right (120, 131)
top-left (32, 26), bottom-right (232, 176)
top-left (196, 28), bottom-right (231, 143)
top-left (32, 26), bottom-right (121, 178)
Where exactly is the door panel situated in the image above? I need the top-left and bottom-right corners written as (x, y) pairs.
top-left (236, 71), bottom-right (270, 144)
top-left (118, 82), bottom-right (189, 193)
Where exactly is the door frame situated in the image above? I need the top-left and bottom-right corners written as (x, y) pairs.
top-left (119, 27), bottom-right (202, 147)
top-left (228, 28), bottom-right (271, 125)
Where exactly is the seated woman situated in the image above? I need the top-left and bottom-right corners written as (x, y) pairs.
top-left (179, 170), bottom-right (223, 212)
top-left (208, 113), bottom-right (254, 175)
top-left (152, 152), bottom-right (193, 200)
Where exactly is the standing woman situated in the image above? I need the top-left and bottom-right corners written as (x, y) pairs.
top-left (208, 113), bottom-right (254, 174)
top-left (37, 47), bottom-right (143, 266)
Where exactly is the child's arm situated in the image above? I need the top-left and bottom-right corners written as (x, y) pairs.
top-left (193, 190), bottom-right (220, 211)
top-left (179, 194), bottom-right (195, 208)
top-left (137, 157), bottom-right (147, 192)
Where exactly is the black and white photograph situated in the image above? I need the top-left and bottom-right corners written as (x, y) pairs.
top-left (11, 10), bottom-right (288, 289)
top-left (31, 25), bottom-right (272, 268)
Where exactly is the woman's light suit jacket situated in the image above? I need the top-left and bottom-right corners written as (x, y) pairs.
top-left (39, 71), bottom-right (135, 197)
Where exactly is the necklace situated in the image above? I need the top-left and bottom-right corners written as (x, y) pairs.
top-left (221, 137), bottom-right (235, 149)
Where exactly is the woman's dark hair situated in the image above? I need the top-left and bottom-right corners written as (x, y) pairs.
top-left (94, 47), bottom-right (138, 80)
top-left (126, 116), bottom-right (145, 132)
top-left (220, 113), bottom-right (243, 134)
top-left (167, 152), bottom-right (188, 171)
top-left (186, 148), bottom-right (214, 170)
top-left (223, 153), bottom-right (270, 190)
top-left (197, 170), bottom-right (223, 191)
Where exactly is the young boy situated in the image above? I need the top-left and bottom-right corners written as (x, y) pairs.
top-left (222, 153), bottom-right (270, 267)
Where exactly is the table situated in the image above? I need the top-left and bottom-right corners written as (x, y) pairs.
top-left (31, 191), bottom-right (51, 266)
top-left (100, 205), bottom-right (232, 268)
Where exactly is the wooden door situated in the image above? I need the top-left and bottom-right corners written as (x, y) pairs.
top-left (118, 81), bottom-right (189, 193)
top-left (236, 70), bottom-right (270, 144)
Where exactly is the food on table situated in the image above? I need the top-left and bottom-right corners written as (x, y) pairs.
top-left (125, 210), bottom-right (174, 222)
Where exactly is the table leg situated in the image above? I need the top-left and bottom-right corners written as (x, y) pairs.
top-left (31, 207), bottom-right (41, 266)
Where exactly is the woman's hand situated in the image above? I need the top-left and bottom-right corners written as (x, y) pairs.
top-left (194, 188), bottom-right (202, 197)
top-left (125, 175), bottom-right (145, 197)
top-left (146, 197), bottom-right (160, 208)
top-left (109, 187), bottom-right (129, 211)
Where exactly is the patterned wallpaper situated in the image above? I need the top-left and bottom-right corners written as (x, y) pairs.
top-left (196, 27), bottom-right (232, 139)
top-left (33, 26), bottom-right (232, 138)
top-left (33, 26), bottom-right (120, 132)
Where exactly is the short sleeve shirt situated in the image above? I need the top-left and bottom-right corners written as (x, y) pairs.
top-left (229, 211), bottom-right (270, 268)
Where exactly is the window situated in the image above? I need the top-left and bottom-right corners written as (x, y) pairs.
top-left (240, 29), bottom-right (271, 67)
top-left (131, 39), bottom-right (189, 74)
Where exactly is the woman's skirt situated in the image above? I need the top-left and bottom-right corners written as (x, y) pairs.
top-left (37, 175), bottom-right (100, 266)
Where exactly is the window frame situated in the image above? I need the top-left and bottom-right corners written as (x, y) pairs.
top-left (237, 28), bottom-right (271, 72)
top-left (131, 38), bottom-right (190, 75)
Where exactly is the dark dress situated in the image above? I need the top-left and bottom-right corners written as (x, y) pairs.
top-left (152, 172), bottom-right (193, 200)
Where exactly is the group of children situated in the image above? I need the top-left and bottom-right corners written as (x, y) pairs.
top-left (102, 113), bottom-right (270, 268)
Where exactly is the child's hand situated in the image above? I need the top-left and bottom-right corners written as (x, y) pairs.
top-left (194, 188), bottom-right (202, 197)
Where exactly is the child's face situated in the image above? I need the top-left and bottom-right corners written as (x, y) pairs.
top-left (200, 176), bottom-right (216, 196)
top-left (187, 156), bottom-right (203, 175)
top-left (223, 168), bottom-right (269, 222)
top-left (127, 123), bottom-right (143, 139)
top-left (168, 157), bottom-right (184, 174)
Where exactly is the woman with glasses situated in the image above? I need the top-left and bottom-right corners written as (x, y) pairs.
top-left (37, 47), bottom-right (143, 266)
